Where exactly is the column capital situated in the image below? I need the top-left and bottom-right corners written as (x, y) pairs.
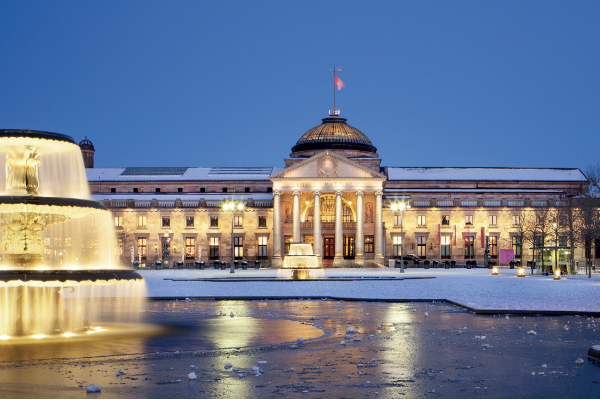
top-left (293, 189), bottom-right (300, 196)
top-left (375, 188), bottom-right (383, 196)
top-left (313, 189), bottom-right (321, 196)
top-left (335, 189), bottom-right (343, 196)
top-left (273, 189), bottom-right (281, 196)
top-left (356, 189), bottom-right (364, 197)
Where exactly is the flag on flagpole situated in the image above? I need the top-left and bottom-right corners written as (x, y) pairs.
top-left (334, 74), bottom-right (345, 90)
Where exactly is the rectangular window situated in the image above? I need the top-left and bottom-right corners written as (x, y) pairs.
top-left (209, 237), bottom-right (219, 260)
top-left (284, 236), bottom-right (293, 253)
top-left (138, 216), bottom-right (147, 228)
top-left (222, 187), bottom-right (228, 193)
top-left (137, 237), bottom-right (147, 261)
top-left (394, 215), bottom-right (401, 226)
top-left (178, 188), bottom-right (183, 193)
top-left (155, 188), bottom-right (160, 193)
top-left (210, 216), bottom-right (218, 227)
top-left (200, 187), bottom-right (205, 193)
top-left (365, 236), bottom-right (374, 253)
top-left (185, 237), bottom-right (195, 260)
top-left (441, 236), bottom-right (451, 259)
top-left (559, 236), bottom-right (568, 247)
top-left (162, 216), bottom-right (170, 227)
top-left (234, 237), bottom-right (243, 259)
top-left (465, 215), bottom-right (473, 225)
top-left (133, 187), bottom-right (138, 193)
top-left (442, 215), bottom-right (450, 226)
top-left (258, 216), bottom-right (267, 227)
top-left (110, 188), bottom-right (116, 193)
top-left (417, 215), bottom-right (426, 227)
top-left (267, 187), bottom-right (273, 193)
top-left (489, 215), bottom-right (497, 226)
top-left (303, 235), bottom-right (314, 245)
top-left (393, 236), bottom-right (402, 257)
top-left (512, 215), bottom-right (520, 225)
top-left (234, 215), bottom-right (243, 227)
top-left (489, 236), bottom-right (498, 258)
top-left (114, 216), bottom-right (123, 227)
top-left (258, 236), bottom-right (268, 259)
top-left (464, 235), bottom-right (475, 258)
top-left (534, 235), bottom-right (544, 247)
top-left (512, 236), bottom-right (522, 259)
top-left (186, 216), bottom-right (194, 227)
top-left (417, 236), bottom-right (427, 258)
top-left (245, 187), bottom-right (250, 193)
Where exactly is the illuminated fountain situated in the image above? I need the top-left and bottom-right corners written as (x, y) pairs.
top-left (277, 243), bottom-right (325, 279)
top-left (0, 129), bottom-right (144, 339)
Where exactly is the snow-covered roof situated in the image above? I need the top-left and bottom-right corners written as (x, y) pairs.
top-left (384, 188), bottom-right (564, 194)
top-left (87, 167), bottom-right (285, 182)
top-left (91, 194), bottom-right (274, 201)
top-left (386, 167), bottom-right (588, 182)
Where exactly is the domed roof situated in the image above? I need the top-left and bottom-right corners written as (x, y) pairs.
top-left (79, 137), bottom-right (94, 150)
top-left (291, 116), bottom-right (377, 155)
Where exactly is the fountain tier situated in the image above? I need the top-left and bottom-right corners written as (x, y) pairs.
top-left (278, 243), bottom-right (325, 279)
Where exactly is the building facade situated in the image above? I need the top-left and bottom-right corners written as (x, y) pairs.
top-left (85, 114), bottom-right (590, 269)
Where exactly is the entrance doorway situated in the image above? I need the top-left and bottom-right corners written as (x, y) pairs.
top-left (344, 235), bottom-right (355, 259)
top-left (323, 236), bottom-right (335, 259)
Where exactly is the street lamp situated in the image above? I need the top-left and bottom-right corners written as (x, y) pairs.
top-left (391, 202), bottom-right (411, 272)
top-left (223, 200), bottom-right (245, 273)
top-left (553, 222), bottom-right (558, 274)
top-left (484, 231), bottom-right (490, 267)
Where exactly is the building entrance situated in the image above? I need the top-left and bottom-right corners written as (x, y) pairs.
top-left (344, 235), bottom-right (355, 259)
top-left (324, 236), bottom-right (335, 259)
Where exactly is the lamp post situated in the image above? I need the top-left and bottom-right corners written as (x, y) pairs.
top-left (553, 222), bottom-right (558, 274)
top-left (484, 231), bottom-right (490, 267)
top-left (392, 202), bottom-right (411, 271)
top-left (223, 200), bottom-right (244, 273)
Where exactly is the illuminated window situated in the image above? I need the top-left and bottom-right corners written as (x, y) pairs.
top-left (307, 196), bottom-right (352, 223)
top-left (257, 236), bottom-right (268, 259)
top-left (114, 216), bottom-right (123, 227)
top-left (138, 216), bottom-right (147, 227)
top-left (418, 215), bottom-right (426, 227)
top-left (465, 215), bottom-right (473, 226)
top-left (162, 216), bottom-right (170, 227)
top-left (65, 238), bottom-right (71, 247)
top-left (234, 215), bottom-right (243, 227)
top-left (489, 236), bottom-right (497, 258)
top-left (442, 215), bottom-right (450, 226)
top-left (185, 237), bottom-right (195, 260)
top-left (394, 215), bottom-right (401, 226)
top-left (364, 236), bottom-right (374, 253)
top-left (303, 235), bottom-right (313, 245)
top-left (258, 216), bottom-right (267, 227)
top-left (512, 215), bottom-right (520, 225)
top-left (186, 216), bottom-right (194, 227)
top-left (512, 236), bottom-right (522, 259)
top-left (417, 236), bottom-right (427, 257)
top-left (234, 237), bottom-right (243, 259)
top-left (393, 236), bottom-right (402, 257)
top-left (210, 216), bottom-right (218, 227)
top-left (209, 237), bottom-right (219, 260)
top-left (489, 215), bottom-right (497, 226)
top-left (284, 236), bottom-right (293, 253)
top-left (464, 235), bottom-right (475, 258)
top-left (137, 238), bottom-right (147, 261)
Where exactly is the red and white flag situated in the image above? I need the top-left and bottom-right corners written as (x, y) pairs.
top-left (334, 74), bottom-right (345, 90)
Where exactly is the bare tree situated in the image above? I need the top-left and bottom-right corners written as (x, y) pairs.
top-left (555, 196), bottom-right (579, 274)
top-left (576, 197), bottom-right (600, 277)
top-left (523, 206), bottom-right (554, 273)
top-left (584, 163), bottom-right (600, 198)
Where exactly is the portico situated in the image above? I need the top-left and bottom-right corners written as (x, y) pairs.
top-left (270, 151), bottom-right (386, 267)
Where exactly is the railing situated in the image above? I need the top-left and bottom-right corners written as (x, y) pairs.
top-left (460, 200), bottom-right (478, 207)
top-left (182, 200), bottom-right (199, 208)
top-left (301, 221), bottom-right (356, 230)
top-left (206, 200), bottom-right (223, 208)
top-left (158, 200), bottom-right (175, 208)
top-left (436, 200), bottom-right (454, 207)
top-left (555, 200), bottom-right (567, 207)
top-left (412, 200), bottom-right (430, 207)
top-left (135, 201), bottom-right (151, 208)
top-left (531, 201), bottom-right (548, 207)
top-left (253, 200), bottom-right (272, 207)
top-left (508, 201), bottom-right (525, 207)
top-left (110, 200), bottom-right (127, 208)
top-left (484, 201), bottom-right (501, 207)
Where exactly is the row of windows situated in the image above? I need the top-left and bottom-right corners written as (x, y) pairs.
top-left (396, 214), bottom-right (517, 227)
top-left (117, 215), bottom-right (268, 228)
top-left (110, 187), bottom-right (273, 193)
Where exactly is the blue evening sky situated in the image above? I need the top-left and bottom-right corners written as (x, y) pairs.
top-left (1, 1), bottom-right (598, 170)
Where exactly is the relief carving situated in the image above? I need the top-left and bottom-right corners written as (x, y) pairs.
top-left (317, 155), bottom-right (339, 177)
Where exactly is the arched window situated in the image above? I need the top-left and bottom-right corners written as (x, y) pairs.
top-left (307, 196), bottom-right (353, 223)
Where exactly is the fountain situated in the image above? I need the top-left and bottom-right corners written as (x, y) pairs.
top-left (277, 243), bottom-right (325, 279)
top-left (0, 129), bottom-right (144, 339)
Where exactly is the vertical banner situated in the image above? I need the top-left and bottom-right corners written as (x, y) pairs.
top-left (500, 249), bottom-right (515, 265)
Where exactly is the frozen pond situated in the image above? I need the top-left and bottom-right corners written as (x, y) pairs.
top-left (0, 300), bottom-right (599, 398)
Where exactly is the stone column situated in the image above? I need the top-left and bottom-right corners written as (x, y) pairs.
top-left (293, 189), bottom-right (301, 243)
top-left (334, 189), bottom-right (344, 265)
top-left (355, 190), bottom-right (365, 264)
top-left (272, 189), bottom-right (282, 266)
top-left (313, 190), bottom-right (322, 263)
top-left (374, 188), bottom-right (384, 264)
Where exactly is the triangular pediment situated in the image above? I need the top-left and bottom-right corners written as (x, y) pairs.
top-left (270, 151), bottom-right (385, 180)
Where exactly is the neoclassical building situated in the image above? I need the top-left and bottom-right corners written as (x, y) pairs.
top-left (84, 113), bottom-right (590, 268)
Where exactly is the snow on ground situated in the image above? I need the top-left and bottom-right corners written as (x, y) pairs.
top-left (139, 268), bottom-right (600, 313)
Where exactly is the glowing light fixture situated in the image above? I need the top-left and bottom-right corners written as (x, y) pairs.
top-left (517, 267), bottom-right (525, 277)
top-left (0, 335), bottom-right (10, 340)
top-left (62, 332), bottom-right (75, 337)
top-left (554, 269), bottom-right (561, 280)
top-left (32, 334), bottom-right (46, 339)
top-left (492, 267), bottom-right (498, 275)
